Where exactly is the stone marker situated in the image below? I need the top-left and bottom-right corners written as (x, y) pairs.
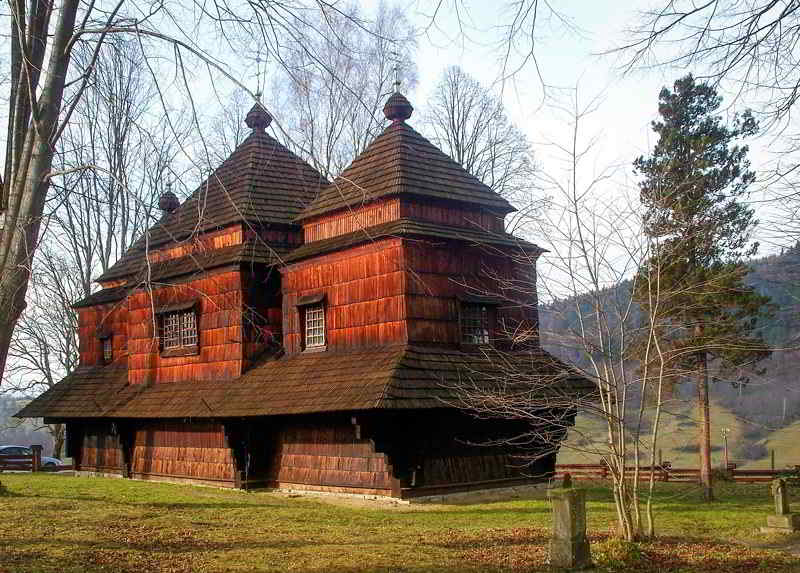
top-left (762, 478), bottom-right (800, 533)
top-left (548, 478), bottom-right (592, 569)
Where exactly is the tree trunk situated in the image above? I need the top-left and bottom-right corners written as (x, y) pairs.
top-left (50, 423), bottom-right (65, 459)
top-left (697, 349), bottom-right (714, 502)
top-left (0, 0), bottom-right (80, 380)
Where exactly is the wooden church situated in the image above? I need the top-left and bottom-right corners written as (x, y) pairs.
top-left (17, 91), bottom-right (588, 499)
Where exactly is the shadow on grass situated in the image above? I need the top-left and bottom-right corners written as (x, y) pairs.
top-left (6, 491), bottom-right (285, 511)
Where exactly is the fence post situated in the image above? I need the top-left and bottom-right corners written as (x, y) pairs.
top-left (771, 450), bottom-right (775, 472)
top-left (30, 445), bottom-right (42, 473)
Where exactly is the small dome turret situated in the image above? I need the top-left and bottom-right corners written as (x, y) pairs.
top-left (383, 92), bottom-right (413, 122)
top-left (245, 102), bottom-right (273, 130)
top-left (158, 188), bottom-right (180, 214)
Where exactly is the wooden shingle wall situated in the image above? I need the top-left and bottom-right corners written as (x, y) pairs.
top-left (302, 197), bottom-right (505, 243)
top-left (268, 418), bottom-right (396, 496)
top-left (399, 199), bottom-right (505, 233)
top-left (146, 224), bottom-right (244, 264)
top-left (127, 267), bottom-right (244, 384)
top-left (242, 265), bottom-right (283, 367)
top-left (77, 303), bottom-right (128, 366)
top-left (303, 199), bottom-right (401, 242)
top-left (132, 421), bottom-right (236, 484)
top-left (76, 422), bottom-right (125, 474)
top-left (282, 238), bottom-right (407, 353)
top-left (403, 241), bottom-right (538, 345)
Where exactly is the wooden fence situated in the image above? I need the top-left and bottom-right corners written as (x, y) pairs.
top-left (0, 445), bottom-right (74, 473)
top-left (555, 463), bottom-right (799, 484)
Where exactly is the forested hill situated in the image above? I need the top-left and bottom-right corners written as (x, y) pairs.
top-left (540, 245), bottom-right (800, 451)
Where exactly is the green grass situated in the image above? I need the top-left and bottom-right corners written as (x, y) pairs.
top-left (1, 474), bottom-right (799, 572)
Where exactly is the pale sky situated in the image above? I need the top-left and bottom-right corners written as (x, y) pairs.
top-left (384, 1), bottom-right (785, 255)
top-left (176, 0), bottom-right (785, 259)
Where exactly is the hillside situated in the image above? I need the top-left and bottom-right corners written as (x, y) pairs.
top-left (547, 245), bottom-right (800, 467)
top-left (558, 401), bottom-right (771, 468)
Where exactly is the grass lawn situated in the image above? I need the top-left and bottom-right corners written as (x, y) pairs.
top-left (2, 474), bottom-right (800, 572)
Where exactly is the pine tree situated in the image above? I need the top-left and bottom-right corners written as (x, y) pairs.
top-left (634, 75), bottom-right (772, 502)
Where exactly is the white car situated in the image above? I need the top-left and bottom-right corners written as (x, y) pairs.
top-left (0, 445), bottom-right (63, 467)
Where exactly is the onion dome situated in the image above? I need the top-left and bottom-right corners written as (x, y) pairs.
top-left (158, 189), bottom-right (180, 214)
top-left (383, 92), bottom-right (413, 122)
top-left (245, 102), bottom-right (273, 130)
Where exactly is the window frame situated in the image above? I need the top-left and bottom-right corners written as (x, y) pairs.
top-left (296, 293), bottom-right (327, 352)
top-left (303, 303), bottom-right (326, 350)
top-left (102, 335), bottom-right (113, 364)
top-left (157, 301), bottom-right (200, 357)
top-left (459, 301), bottom-right (496, 347)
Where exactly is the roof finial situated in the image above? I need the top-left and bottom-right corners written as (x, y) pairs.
top-left (245, 102), bottom-right (272, 130)
top-left (384, 51), bottom-right (412, 122)
top-left (158, 176), bottom-right (180, 214)
top-left (245, 49), bottom-right (272, 130)
top-left (383, 91), bottom-right (413, 122)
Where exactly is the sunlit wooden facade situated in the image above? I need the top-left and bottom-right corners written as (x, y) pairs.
top-left (18, 92), bottom-right (586, 498)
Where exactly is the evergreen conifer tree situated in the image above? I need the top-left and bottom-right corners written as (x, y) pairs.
top-left (634, 75), bottom-right (772, 502)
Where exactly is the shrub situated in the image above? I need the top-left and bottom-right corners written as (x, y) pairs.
top-left (594, 538), bottom-right (643, 570)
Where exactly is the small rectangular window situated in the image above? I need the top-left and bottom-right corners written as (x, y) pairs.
top-left (304, 304), bottom-right (326, 348)
top-left (461, 303), bottom-right (491, 345)
top-left (160, 309), bottom-right (198, 353)
top-left (102, 337), bottom-right (113, 363)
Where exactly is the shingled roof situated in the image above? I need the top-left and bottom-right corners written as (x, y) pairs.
top-left (297, 92), bottom-right (515, 222)
top-left (98, 102), bottom-right (327, 283)
top-left (16, 345), bottom-right (592, 420)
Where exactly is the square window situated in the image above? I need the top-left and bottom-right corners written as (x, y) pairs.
top-left (461, 303), bottom-right (491, 345)
top-left (160, 309), bottom-right (198, 353)
top-left (304, 304), bottom-right (326, 348)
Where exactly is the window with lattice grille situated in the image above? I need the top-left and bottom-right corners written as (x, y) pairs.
top-left (160, 309), bottom-right (198, 352)
top-left (304, 304), bottom-right (326, 348)
top-left (461, 303), bottom-right (491, 345)
top-left (102, 337), bottom-right (113, 363)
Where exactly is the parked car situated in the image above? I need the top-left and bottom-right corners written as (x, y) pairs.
top-left (0, 445), bottom-right (63, 467)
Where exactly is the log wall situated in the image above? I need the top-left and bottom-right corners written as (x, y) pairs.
top-left (127, 267), bottom-right (244, 384)
top-left (267, 417), bottom-right (396, 496)
top-left (282, 238), bottom-right (407, 353)
top-left (379, 411), bottom-right (554, 497)
top-left (132, 421), bottom-right (236, 484)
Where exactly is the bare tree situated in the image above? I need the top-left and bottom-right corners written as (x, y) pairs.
top-left (272, 0), bottom-right (418, 178)
top-left (5, 246), bottom-right (83, 457)
top-left (621, 1), bottom-right (800, 126)
top-left (0, 0), bottom-right (576, 382)
top-left (422, 66), bottom-right (537, 209)
top-left (447, 90), bottom-right (669, 541)
top-left (2, 37), bottom-right (182, 456)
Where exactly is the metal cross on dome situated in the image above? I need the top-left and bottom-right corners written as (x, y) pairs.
top-left (391, 51), bottom-right (402, 92)
top-left (253, 51), bottom-right (265, 101)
